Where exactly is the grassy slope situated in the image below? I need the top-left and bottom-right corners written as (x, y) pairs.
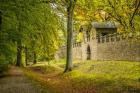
top-left (23, 60), bottom-right (140, 93)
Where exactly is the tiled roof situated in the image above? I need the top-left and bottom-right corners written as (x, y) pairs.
top-left (92, 22), bottom-right (119, 28)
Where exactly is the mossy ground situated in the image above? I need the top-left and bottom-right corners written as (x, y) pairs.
top-left (24, 60), bottom-right (140, 93)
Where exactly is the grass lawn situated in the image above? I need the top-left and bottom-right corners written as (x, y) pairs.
top-left (23, 60), bottom-right (140, 93)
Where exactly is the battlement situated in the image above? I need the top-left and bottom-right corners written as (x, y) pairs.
top-left (73, 32), bottom-right (140, 47)
top-left (96, 32), bottom-right (140, 43)
top-left (73, 42), bottom-right (81, 48)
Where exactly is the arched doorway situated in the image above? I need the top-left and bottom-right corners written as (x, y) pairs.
top-left (87, 45), bottom-right (91, 60)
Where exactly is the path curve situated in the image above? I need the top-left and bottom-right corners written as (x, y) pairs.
top-left (0, 66), bottom-right (50, 93)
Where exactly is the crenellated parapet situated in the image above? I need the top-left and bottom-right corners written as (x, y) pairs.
top-left (73, 42), bottom-right (82, 48)
top-left (96, 32), bottom-right (140, 43)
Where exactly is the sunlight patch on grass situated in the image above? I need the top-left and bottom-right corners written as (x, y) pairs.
top-left (24, 60), bottom-right (140, 93)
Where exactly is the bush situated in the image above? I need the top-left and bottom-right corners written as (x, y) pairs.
top-left (0, 60), bottom-right (9, 74)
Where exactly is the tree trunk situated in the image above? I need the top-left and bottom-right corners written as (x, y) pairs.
top-left (0, 11), bottom-right (2, 30)
top-left (64, 0), bottom-right (76, 72)
top-left (25, 47), bottom-right (28, 66)
top-left (33, 51), bottom-right (37, 64)
top-left (16, 40), bottom-right (22, 66)
top-left (16, 11), bottom-right (23, 67)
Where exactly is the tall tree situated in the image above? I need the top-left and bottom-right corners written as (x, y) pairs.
top-left (44, 0), bottom-right (77, 72)
top-left (64, 0), bottom-right (76, 72)
top-left (0, 0), bottom-right (62, 66)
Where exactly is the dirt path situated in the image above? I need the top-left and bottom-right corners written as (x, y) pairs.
top-left (0, 66), bottom-right (51, 93)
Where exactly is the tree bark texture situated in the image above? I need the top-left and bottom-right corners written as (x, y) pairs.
top-left (33, 51), bottom-right (37, 64)
top-left (25, 47), bottom-right (28, 66)
top-left (64, 0), bottom-right (76, 72)
top-left (16, 40), bottom-right (22, 66)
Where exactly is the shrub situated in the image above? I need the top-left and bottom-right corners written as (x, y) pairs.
top-left (0, 59), bottom-right (9, 74)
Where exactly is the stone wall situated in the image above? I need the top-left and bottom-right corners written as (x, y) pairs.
top-left (56, 33), bottom-right (140, 62)
top-left (96, 33), bottom-right (140, 61)
top-left (73, 42), bottom-right (82, 60)
top-left (56, 46), bottom-right (67, 59)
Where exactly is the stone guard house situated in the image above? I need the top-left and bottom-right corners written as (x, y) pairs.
top-left (56, 22), bottom-right (140, 61)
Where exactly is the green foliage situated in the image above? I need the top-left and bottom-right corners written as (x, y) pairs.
top-left (0, 56), bottom-right (9, 74)
top-left (73, 0), bottom-right (140, 33)
top-left (0, 0), bottom-right (64, 66)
